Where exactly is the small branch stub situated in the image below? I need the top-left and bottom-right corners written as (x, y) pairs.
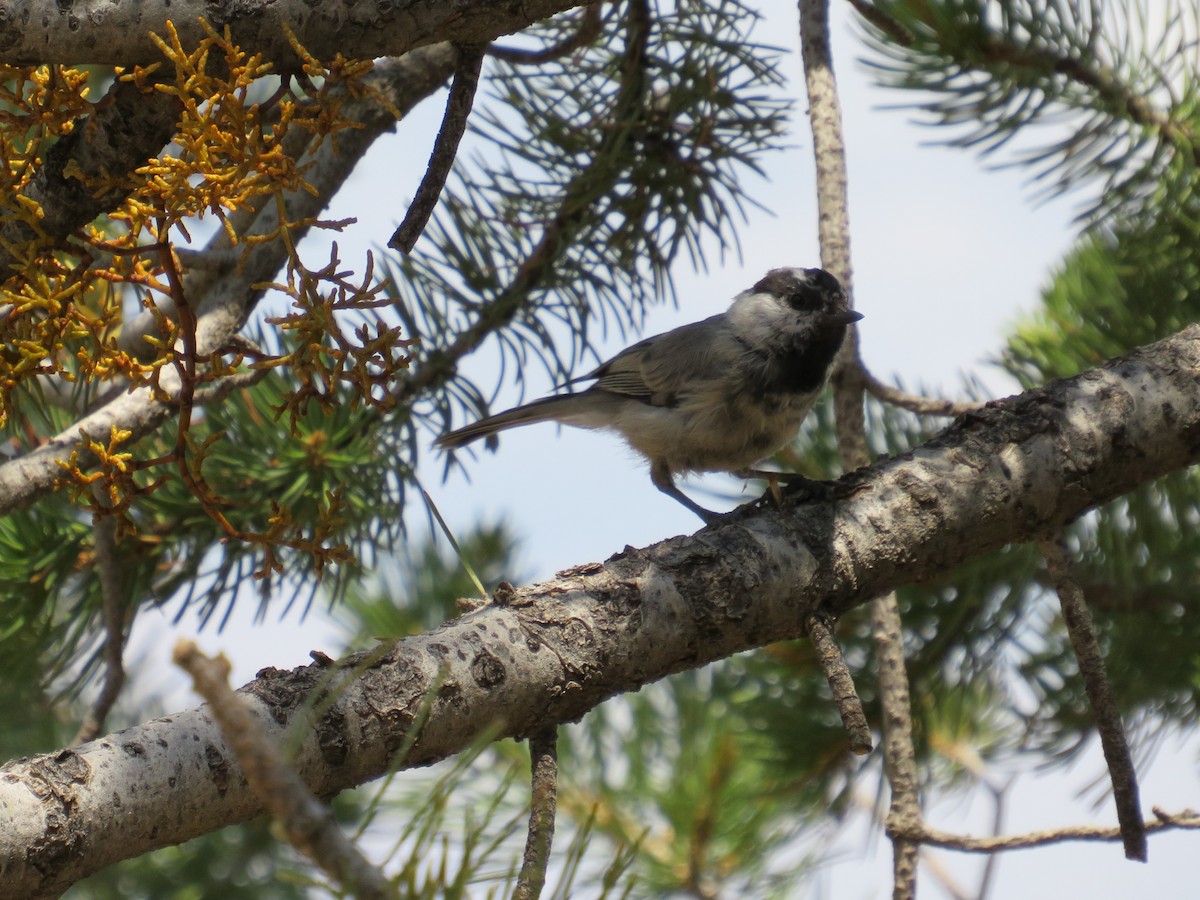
top-left (513, 726), bottom-right (559, 900)
top-left (1039, 536), bottom-right (1147, 862)
top-left (806, 612), bottom-right (872, 754)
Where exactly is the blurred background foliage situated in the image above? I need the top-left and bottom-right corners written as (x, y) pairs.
top-left (3, 0), bottom-right (1200, 896)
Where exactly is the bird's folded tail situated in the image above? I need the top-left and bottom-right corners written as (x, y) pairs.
top-left (436, 395), bottom-right (585, 449)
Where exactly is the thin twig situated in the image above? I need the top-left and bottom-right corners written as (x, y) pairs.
top-left (920, 852), bottom-right (972, 900)
top-left (389, 44), bottom-right (487, 254)
top-left (872, 593), bottom-right (922, 899)
top-left (73, 501), bottom-right (129, 744)
top-left (490, 4), bottom-right (604, 64)
top-left (976, 776), bottom-right (1014, 900)
top-left (173, 641), bottom-right (394, 900)
top-left (1039, 536), bottom-right (1147, 862)
top-left (800, 1), bottom-right (922, 897)
top-left (513, 727), bottom-right (559, 900)
top-left (806, 612), bottom-right (872, 755)
top-left (862, 368), bottom-right (984, 417)
top-left (892, 808), bottom-right (1200, 853)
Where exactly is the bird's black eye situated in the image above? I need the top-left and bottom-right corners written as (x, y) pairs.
top-left (787, 283), bottom-right (825, 311)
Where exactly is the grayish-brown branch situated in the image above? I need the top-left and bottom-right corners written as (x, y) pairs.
top-left (513, 727), bottom-right (559, 900)
top-left (1039, 536), bottom-right (1147, 862)
top-left (806, 613), bottom-right (872, 754)
top-left (863, 369), bottom-right (985, 418)
top-left (389, 44), bottom-right (487, 254)
top-left (490, 3), bottom-right (604, 64)
top-left (892, 808), bottom-right (1200, 854)
top-left (72, 502), bottom-right (129, 745)
top-left (799, 1), bottom-right (921, 896)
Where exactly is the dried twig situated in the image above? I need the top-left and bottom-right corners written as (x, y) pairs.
top-left (806, 612), bottom-right (872, 754)
top-left (1039, 535), bottom-right (1147, 862)
top-left (389, 44), bottom-right (488, 253)
top-left (513, 727), bottom-right (559, 900)
top-left (173, 641), bottom-right (393, 899)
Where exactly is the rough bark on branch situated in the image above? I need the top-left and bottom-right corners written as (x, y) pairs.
top-left (1, 325), bottom-right (1198, 897)
top-left (0, 0), bottom-right (585, 67)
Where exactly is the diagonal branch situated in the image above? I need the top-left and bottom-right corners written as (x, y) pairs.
top-left (390, 44), bottom-right (488, 254)
top-left (3, 322), bottom-right (1197, 896)
top-left (1039, 536), bottom-right (1147, 862)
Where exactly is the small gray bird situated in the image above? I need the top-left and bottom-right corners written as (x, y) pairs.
top-left (437, 267), bottom-right (862, 522)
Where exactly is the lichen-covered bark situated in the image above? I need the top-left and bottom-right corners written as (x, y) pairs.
top-left (2, 325), bottom-right (1198, 897)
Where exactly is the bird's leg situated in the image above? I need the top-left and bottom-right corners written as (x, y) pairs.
top-left (650, 461), bottom-right (721, 525)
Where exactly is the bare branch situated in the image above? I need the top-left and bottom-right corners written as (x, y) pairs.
top-left (397, 2), bottom-right (652, 408)
top-left (806, 613), bottom-right (872, 755)
top-left (862, 368), bottom-right (984, 418)
top-left (1039, 536), bottom-right (1147, 862)
top-left (894, 809), bottom-right (1200, 854)
top-left (513, 727), bottom-right (559, 900)
top-left (800, 2), bottom-right (921, 897)
top-left (390, 44), bottom-right (488, 254)
top-left (174, 641), bottom-right (393, 900)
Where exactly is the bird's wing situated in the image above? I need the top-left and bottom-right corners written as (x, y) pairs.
top-left (579, 315), bottom-right (730, 406)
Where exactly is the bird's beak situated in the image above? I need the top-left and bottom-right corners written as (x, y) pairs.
top-left (826, 309), bottom-right (864, 325)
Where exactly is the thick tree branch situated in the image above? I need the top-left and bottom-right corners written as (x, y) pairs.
top-left (0, 0), bottom-right (586, 67)
top-left (2, 324), bottom-right (1199, 897)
